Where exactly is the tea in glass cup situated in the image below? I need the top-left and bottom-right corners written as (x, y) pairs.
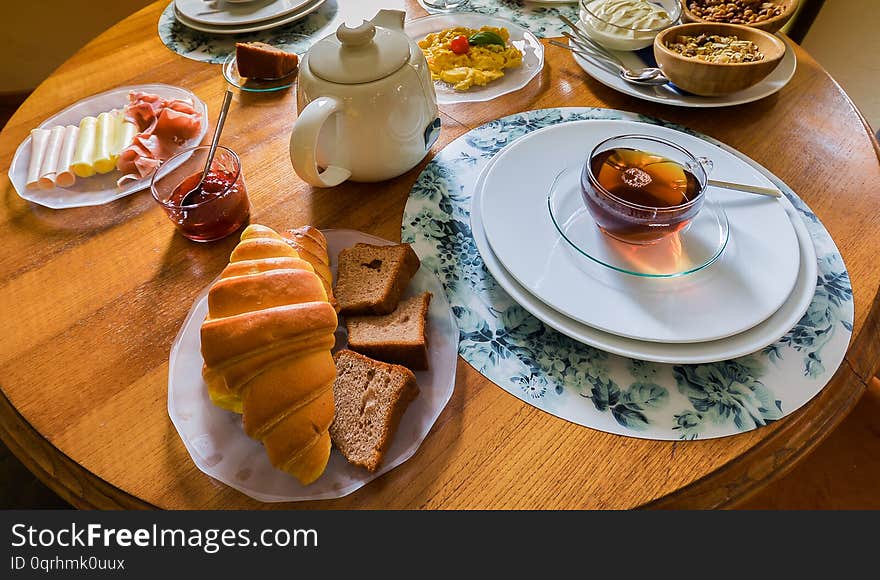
top-left (580, 135), bottom-right (710, 245)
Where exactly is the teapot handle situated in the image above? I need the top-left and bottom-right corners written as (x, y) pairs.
top-left (289, 96), bottom-right (351, 188)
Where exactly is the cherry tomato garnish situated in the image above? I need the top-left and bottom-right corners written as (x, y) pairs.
top-left (450, 35), bottom-right (470, 55)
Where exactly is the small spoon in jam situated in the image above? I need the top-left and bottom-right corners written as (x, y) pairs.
top-left (180, 88), bottom-right (234, 206)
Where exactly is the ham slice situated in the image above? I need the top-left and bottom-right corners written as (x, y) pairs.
top-left (153, 107), bottom-right (202, 143)
top-left (116, 91), bottom-right (202, 185)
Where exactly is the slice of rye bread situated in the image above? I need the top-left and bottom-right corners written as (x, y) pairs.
top-left (329, 350), bottom-right (419, 472)
top-left (334, 243), bottom-right (421, 315)
top-left (345, 292), bottom-right (432, 371)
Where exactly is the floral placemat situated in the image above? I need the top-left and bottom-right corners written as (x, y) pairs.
top-left (418, 0), bottom-right (578, 37)
top-left (159, 0), bottom-right (406, 63)
top-left (402, 107), bottom-right (853, 440)
top-left (159, 0), bottom-right (578, 63)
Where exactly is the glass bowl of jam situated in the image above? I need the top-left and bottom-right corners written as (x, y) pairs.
top-left (580, 134), bottom-right (711, 245)
top-left (151, 145), bottom-right (250, 242)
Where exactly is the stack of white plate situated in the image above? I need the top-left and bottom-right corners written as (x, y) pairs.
top-left (470, 119), bottom-right (817, 364)
top-left (173, 0), bottom-right (326, 34)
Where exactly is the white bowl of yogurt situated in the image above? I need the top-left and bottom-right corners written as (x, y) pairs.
top-left (578, 0), bottom-right (681, 51)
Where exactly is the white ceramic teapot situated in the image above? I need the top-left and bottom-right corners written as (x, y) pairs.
top-left (290, 9), bottom-right (441, 187)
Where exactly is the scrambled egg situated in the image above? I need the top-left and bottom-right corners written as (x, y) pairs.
top-left (418, 26), bottom-right (524, 91)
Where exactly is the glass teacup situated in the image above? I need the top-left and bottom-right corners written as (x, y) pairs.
top-left (580, 135), bottom-right (712, 245)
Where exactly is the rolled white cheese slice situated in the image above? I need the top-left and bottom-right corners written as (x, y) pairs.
top-left (38, 125), bottom-right (66, 190)
top-left (116, 117), bottom-right (138, 155)
top-left (26, 129), bottom-right (50, 189)
top-left (55, 125), bottom-right (80, 188)
top-left (71, 116), bottom-right (98, 178)
top-left (93, 111), bottom-right (119, 174)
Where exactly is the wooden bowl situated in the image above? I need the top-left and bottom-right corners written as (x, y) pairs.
top-left (680, 0), bottom-right (799, 34)
top-left (654, 22), bottom-right (786, 96)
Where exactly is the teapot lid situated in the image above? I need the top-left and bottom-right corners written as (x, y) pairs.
top-left (308, 15), bottom-right (410, 85)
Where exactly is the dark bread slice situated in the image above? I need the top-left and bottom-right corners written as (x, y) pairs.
top-left (235, 42), bottom-right (299, 80)
top-left (334, 243), bottom-right (420, 316)
top-left (329, 350), bottom-right (419, 472)
top-left (346, 292), bottom-right (432, 371)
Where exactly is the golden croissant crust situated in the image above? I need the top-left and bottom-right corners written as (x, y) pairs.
top-left (200, 224), bottom-right (338, 485)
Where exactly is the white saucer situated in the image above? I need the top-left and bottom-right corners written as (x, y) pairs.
top-left (570, 36), bottom-right (797, 108)
top-left (8, 84), bottom-right (208, 209)
top-left (405, 12), bottom-right (545, 105)
top-left (471, 153), bottom-right (817, 364)
top-left (174, 0), bottom-right (315, 26)
top-left (173, 0), bottom-right (325, 34)
top-left (479, 119), bottom-right (801, 344)
top-left (167, 229), bottom-right (458, 502)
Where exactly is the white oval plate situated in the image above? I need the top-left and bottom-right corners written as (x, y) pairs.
top-left (174, 0), bottom-right (315, 26)
top-left (173, 0), bottom-right (325, 35)
top-left (472, 154), bottom-right (817, 364)
top-left (479, 119), bottom-right (801, 344)
top-left (405, 12), bottom-right (545, 105)
top-left (570, 35), bottom-right (797, 108)
top-left (167, 229), bottom-right (458, 503)
top-left (9, 83), bottom-right (208, 210)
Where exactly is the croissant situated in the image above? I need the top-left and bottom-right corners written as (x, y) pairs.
top-left (200, 224), bottom-right (338, 485)
top-left (283, 225), bottom-right (337, 311)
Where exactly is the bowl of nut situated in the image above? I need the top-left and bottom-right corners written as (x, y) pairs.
top-left (654, 22), bottom-right (786, 96)
top-left (681, 0), bottom-right (799, 34)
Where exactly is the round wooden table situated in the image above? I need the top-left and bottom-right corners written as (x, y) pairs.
top-left (1, 1), bottom-right (878, 510)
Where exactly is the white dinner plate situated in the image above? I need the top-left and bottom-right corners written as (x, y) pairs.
top-left (9, 83), bottom-right (208, 210)
top-left (167, 229), bottom-right (458, 503)
top-left (570, 35), bottom-right (797, 108)
top-left (173, 0), bottom-right (325, 35)
top-left (174, 0), bottom-right (315, 26)
top-left (405, 12), bottom-right (545, 105)
top-left (471, 153), bottom-right (817, 364)
top-left (479, 119), bottom-right (801, 344)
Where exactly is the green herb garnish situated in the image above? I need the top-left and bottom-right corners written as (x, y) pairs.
top-left (467, 31), bottom-right (506, 47)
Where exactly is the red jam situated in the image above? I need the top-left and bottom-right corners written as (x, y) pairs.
top-left (169, 169), bottom-right (250, 242)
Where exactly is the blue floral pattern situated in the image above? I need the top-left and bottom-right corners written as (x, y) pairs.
top-left (420, 0), bottom-right (578, 38)
top-left (158, 0), bottom-right (338, 63)
top-left (402, 107), bottom-right (854, 440)
top-left (160, 0), bottom-right (576, 63)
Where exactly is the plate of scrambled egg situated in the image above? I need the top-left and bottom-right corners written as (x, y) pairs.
top-left (407, 13), bottom-right (545, 104)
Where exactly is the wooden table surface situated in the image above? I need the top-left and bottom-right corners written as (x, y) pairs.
top-left (1, 1), bottom-right (878, 510)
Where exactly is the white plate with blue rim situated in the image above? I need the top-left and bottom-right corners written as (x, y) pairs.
top-left (569, 35), bottom-right (797, 107)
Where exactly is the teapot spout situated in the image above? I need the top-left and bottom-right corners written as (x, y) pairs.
top-left (370, 9), bottom-right (405, 31)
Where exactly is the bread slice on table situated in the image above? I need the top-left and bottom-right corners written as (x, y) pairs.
top-left (234, 42), bottom-right (299, 79)
top-left (334, 243), bottom-right (420, 316)
top-left (330, 350), bottom-right (419, 472)
top-left (345, 292), bottom-right (432, 371)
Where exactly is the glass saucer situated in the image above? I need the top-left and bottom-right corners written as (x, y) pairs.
top-left (222, 39), bottom-right (305, 93)
top-left (547, 165), bottom-right (729, 278)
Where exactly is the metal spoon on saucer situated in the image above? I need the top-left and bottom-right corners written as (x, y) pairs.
top-left (551, 40), bottom-right (671, 86)
top-left (181, 88), bottom-right (234, 206)
top-left (557, 16), bottom-right (668, 84)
